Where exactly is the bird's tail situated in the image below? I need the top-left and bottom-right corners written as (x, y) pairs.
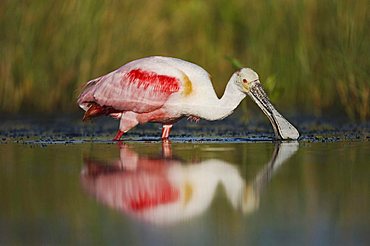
top-left (82, 103), bottom-right (106, 121)
top-left (82, 103), bottom-right (121, 121)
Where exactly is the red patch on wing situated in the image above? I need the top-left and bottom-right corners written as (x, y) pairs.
top-left (126, 69), bottom-right (180, 93)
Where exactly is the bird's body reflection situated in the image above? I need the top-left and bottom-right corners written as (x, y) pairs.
top-left (81, 142), bottom-right (298, 225)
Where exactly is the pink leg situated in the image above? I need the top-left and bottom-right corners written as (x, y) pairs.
top-left (161, 124), bottom-right (173, 140)
top-left (113, 130), bottom-right (124, 141)
top-left (113, 112), bottom-right (139, 141)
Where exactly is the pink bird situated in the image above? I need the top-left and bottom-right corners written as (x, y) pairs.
top-left (77, 56), bottom-right (299, 140)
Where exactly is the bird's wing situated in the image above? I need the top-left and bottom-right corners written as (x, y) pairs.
top-left (78, 68), bottom-right (181, 113)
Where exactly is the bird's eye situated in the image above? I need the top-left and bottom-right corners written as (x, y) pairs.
top-left (242, 79), bottom-right (248, 83)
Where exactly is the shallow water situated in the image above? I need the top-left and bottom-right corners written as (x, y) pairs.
top-left (0, 141), bottom-right (369, 245)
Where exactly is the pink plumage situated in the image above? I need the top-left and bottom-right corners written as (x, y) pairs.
top-left (78, 56), bottom-right (196, 140)
top-left (78, 68), bottom-right (180, 113)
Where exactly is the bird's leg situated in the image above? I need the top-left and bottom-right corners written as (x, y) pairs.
top-left (113, 112), bottom-right (139, 141)
top-left (113, 130), bottom-right (125, 141)
top-left (161, 124), bottom-right (173, 140)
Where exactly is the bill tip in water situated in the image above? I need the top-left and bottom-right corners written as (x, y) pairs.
top-left (272, 113), bottom-right (300, 140)
top-left (278, 125), bottom-right (300, 140)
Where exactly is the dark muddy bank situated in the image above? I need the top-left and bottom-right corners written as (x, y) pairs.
top-left (0, 114), bottom-right (368, 144)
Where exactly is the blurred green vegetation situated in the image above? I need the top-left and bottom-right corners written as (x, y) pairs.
top-left (0, 0), bottom-right (369, 120)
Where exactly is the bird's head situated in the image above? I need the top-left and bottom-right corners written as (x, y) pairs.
top-left (235, 68), bottom-right (260, 93)
top-left (234, 68), bottom-right (300, 140)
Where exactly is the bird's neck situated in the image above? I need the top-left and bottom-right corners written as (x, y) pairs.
top-left (198, 78), bottom-right (246, 121)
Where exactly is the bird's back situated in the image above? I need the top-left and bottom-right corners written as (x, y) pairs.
top-left (78, 56), bottom-right (213, 113)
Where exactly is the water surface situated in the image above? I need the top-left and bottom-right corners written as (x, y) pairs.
top-left (1, 141), bottom-right (369, 245)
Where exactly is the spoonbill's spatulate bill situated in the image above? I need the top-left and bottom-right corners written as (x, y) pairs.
top-left (77, 56), bottom-right (299, 140)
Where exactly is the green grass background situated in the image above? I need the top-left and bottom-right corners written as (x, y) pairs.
top-left (0, 0), bottom-right (368, 120)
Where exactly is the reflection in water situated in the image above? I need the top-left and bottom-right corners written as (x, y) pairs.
top-left (81, 142), bottom-right (298, 225)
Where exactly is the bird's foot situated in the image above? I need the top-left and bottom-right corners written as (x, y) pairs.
top-left (110, 112), bottom-right (123, 119)
top-left (187, 116), bottom-right (200, 123)
top-left (113, 130), bottom-right (124, 141)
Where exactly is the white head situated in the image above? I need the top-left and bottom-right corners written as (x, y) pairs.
top-left (235, 68), bottom-right (260, 93)
top-left (233, 68), bottom-right (300, 140)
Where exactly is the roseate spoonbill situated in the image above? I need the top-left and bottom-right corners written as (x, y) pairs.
top-left (77, 56), bottom-right (299, 140)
